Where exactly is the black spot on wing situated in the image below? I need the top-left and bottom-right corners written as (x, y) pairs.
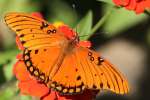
top-left (75, 68), bottom-right (78, 72)
top-left (93, 84), bottom-right (97, 89)
top-left (16, 29), bottom-right (22, 31)
top-left (88, 52), bottom-right (92, 56)
top-left (100, 83), bottom-right (103, 88)
top-left (35, 50), bottom-right (39, 54)
top-left (19, 34), bottom-right (24, 37)
top-left (97, 57), bottom-right (104, 65)
top-left (21, 41), bottom-right (26, 44)
top-left (76, 76), bottom-right (81, 80)
top-left (52, 29), bottom-right (56, 33)
top-left (40, 22), bottom-right (49, 29)
top-left (90, 57), bottom-right (94, 61)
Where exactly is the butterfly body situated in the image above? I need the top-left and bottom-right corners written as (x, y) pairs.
top-left (4, 12), bottom-right (129, 95)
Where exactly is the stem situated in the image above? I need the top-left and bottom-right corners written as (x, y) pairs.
top-left (87, 7), bottom-right (114, 39)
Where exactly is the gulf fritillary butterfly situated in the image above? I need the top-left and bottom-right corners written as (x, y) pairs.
top-left (4, 12), bottom-right (129, 95)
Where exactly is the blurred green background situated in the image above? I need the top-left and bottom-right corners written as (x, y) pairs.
top-left (0, 0), bottom-right (150, 100)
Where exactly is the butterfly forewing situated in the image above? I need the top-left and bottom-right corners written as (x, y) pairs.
top-left (4, 12), bottom-right (65, 50)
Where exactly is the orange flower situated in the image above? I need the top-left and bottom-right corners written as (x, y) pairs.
top-left (58, 25), bottom-right (92, 48)
top-left (13, 12), bottom-right (96, 100)
top-left (113, 0), bottom-right (150, 14)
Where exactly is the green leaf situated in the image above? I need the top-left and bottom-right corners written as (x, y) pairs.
top-left (0, 49), bottom-right (18, 81)
top-left (0, 49), bottom-right (18, 64)
top-left (48, 0), bottom-right (78, 27)
top-left (4, 0), bottom-right (40, 13)
top-left (97, 0), bottom-right (114, 5)
top-left (3, 59), bottom-right (16, 81)
top-left (102, 5), bottom-right (149, 37)
top-left (20, 95), bottom-right (32, 100)
top-left (0, 88), bottom-right (15, 100)
top-left (75, 10), bottom-right (93, 40)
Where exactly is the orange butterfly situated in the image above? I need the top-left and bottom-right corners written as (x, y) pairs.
top-left (4, 12), bottom-right (129, 95)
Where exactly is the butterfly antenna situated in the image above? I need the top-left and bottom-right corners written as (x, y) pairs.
top-left (78, 32), bottom-right (109, 38)
top-left (72, 1), bottom-right (79, 33)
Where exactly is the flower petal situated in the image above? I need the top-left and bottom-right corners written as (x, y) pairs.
top-left (126, 0), bottom-right (137, 10)
top-left (112, 0), bottom-right (150, 14)
top-left (16, 54), bottom-right (23, 60)
top-left (31, 12), bottom-right (44, 19)
top-left (135, 1), bottom-right (146, 14)
top-left (18, 80), bottom-right (49, 97)
top-left (58, 25), bottom-right (76, 40)
top-left (113, 0), bottom-right (124, 6)
top-left (41, 90), bottom-right (57, 100)
top-left (13, 61), bottom-right (30, 81)
top-left (113, 0), bottom-right (130, 6)
top-left (16, 36), bottom-right (24, 50)
top-left (78, 41), bottom-right (92, 48)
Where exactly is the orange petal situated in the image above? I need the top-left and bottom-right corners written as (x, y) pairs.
top-left (113, 0), bottom-right (130, 6)
top-left (31, 12), bottom-right (44, 19)
top-left (145, 0), bottom-right (150, 7)
top-left (135, 1), bottom-right (145, 14)
top-left (16, 36), bottom-right (24, 50)
top-left (16, 54), bottom-right (23, 60)
top-left (58, 25), bottom-right (76, 40)
top-left (18, 80), bottom-right (49, 97)
top-left (78, 41), bottom-right (92, 48)
top-left (113, 0), bottom-right (124, 6)
top-left (41, 90), bottom-right (57, 100)
top-left (13, 61), bottom-right (30, 81)
top-left (126, 0), bottom-right (137, 10)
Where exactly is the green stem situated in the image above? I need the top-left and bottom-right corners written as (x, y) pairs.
top-left (87, 7), bottom-right (114, 39)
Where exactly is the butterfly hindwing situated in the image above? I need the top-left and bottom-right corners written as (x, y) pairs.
top-left (50, 47), bottom-right (129, 95)
top-left (23, 45), bottom-right (68, 83)
top-left (50, 50), bottom-right (86, 95)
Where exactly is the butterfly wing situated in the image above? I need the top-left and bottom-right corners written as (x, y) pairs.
top-left (5, 12), bottom-right (69, 82)
top-left (50, 47), bottom-right (129, 95)
top-left (5, 13), bottom-right (129, 95)
top-left (4, 12), bottom-right (67, 50)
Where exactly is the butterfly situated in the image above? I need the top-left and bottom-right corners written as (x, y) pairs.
top-left (4, 12), bottom-right (129, 95)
